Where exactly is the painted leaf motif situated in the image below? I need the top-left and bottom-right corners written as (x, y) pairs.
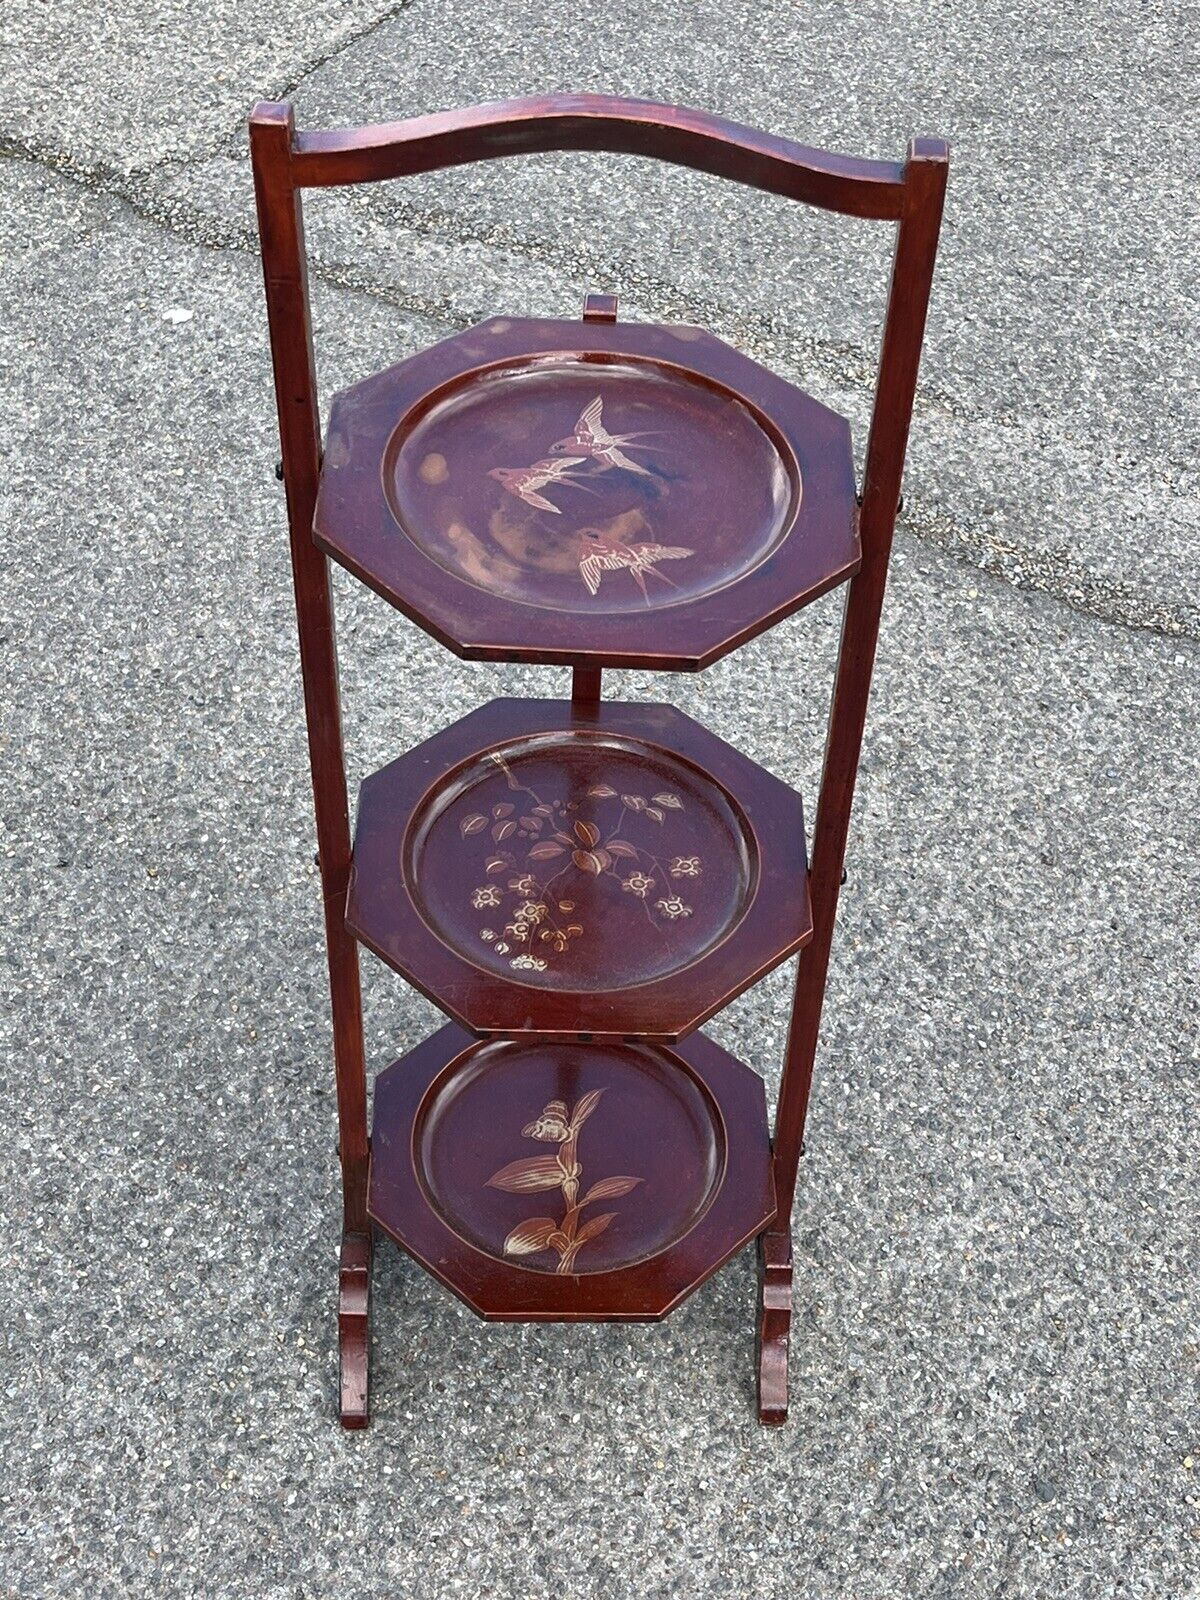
top-left (491, 820), bottom-right (517, 843)
top-left (528, 841), bottom-right (564, 861)
top-left (574, 1212), bottom-right (616, 1245)
top-left (573, 820), bottom-right (600, 847)
top-left (570, 1088), bottom-right (605, 1131)
top-left (485, 855), bottom-right (508, 876)
top-left (503, 1217), bottom-right (558, 1256)
top-left (486, 1156), bottom-right (566, 1193)
top-left (587, 785), bottom-right (618, 798)
top-left (493, 802), bottom-right (515, 819)
top-left (645, 807), bottom-right (664, 824)
top-left (621, 795), bottom-right (645, 811)
top-left (488, 1087), bottom-right (642, 1272)
top-left (460, 813), bottom-right (487, 837)
top-left (532, 805), bottom-right (555, 817)
top-left (554, 831), bottom-right (575, 846)
top-left (572, 849), bottom-right (604, 875)
top-left (652, 793), bottom-right (683, 809)
top-left (606, 840), bottom-right (638, 860)
top-left (582, 1175), bottom-right (643, 1204)
top-left (520, 815), bottom-right (543, 831)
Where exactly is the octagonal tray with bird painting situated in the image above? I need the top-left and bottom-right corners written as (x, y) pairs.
top-left (388, 358), bottom-right (792, 614)
top-left (314, 314), bottom-right (860, 669)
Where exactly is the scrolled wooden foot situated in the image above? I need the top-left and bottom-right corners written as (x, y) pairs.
top-left (338, 1229), bottom-right (372, 1429)
top-left (756, 1230), bottom-right (793, 1425)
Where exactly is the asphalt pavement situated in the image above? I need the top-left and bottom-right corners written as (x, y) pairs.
top-left (0, 2), bottom-right (1196, 1595)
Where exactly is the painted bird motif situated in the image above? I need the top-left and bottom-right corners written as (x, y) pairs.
top-left (488, 456), bottom-right (590, 514)
top-left (577, 531), bottom-right (694, 604)
top-left (550, 396), bottom-right (660, 477)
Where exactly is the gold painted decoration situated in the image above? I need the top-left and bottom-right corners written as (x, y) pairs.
top-left (465, 752), bottom-right (699, 975)
top-left (485, 395), bottom-right (694, 603)
top-left (488, 1089), bottom-right (642, 1273)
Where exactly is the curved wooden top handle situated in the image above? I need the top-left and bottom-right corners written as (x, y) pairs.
top-left (251, 94), bottom-right (942, 221)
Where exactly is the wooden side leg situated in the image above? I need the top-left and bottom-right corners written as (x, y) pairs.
top-left (756, 1230), bottom-right (793, 1425)
top-left (339, 1229), bottom-right (373, 1429)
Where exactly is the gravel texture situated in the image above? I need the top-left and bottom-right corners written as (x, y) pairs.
top-left (0, 3), bottom-right (1197, 1596)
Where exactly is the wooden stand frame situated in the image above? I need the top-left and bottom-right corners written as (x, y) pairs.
top-left (249, 94), bottom-right (947, 1428)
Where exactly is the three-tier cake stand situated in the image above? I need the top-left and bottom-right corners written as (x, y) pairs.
top-left (249, 95), bottom-right (948, 1427)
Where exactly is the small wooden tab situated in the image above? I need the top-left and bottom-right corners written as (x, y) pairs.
top-left (582, 292), bottom-right (619, 323)
top-left (571, 664), bottom-right (602, 706)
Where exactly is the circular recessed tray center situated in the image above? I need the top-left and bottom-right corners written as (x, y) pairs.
top-left (385, 355), bottom-right (800, 615)
top-left (403, 731), bottom-right (757, 994)
top-left (414, 1038), bottom-right (726, 1275)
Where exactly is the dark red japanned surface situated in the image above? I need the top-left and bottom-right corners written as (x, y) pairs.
top-left (314, 317), bottom-right (859, 669)
top-left (347, 697), bottom-right (813, 1040)
top-left (251, 90), bottom-right (949, 1426)
top-left (368, 1021), bottom-right (776, 1319)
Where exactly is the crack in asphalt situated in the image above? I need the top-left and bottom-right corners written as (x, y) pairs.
top-left (1, 137), bottom-right (1194, 645)
top-left (0, 133), bottom-right (466, 328)
top-left (290, 188), bottom-right (1106, 447)
top-left (273, 0), bottom-right (418, 102)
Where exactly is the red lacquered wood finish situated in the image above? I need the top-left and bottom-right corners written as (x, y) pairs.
top-left (756, 1232), bottom-right (793, 1425)
top-left (249, 104), bottom-right (372, 1428)
top-left (314, 317), bottom-right (857, 669)
top-left (288, 95), bottom-right (908, 221)
top-left (760, 138), bottom-right (948, 1421)
top-left (338, 1231), bottom-right (372, 1428)
top-left (369, 1023), bottom-right (775, 1319)
top-left (248, 92), bottom-right (948, 1428)
top-left (347, 697), bottom-right (812, 1041)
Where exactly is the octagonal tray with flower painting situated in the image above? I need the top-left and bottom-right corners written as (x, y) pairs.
top-left (346, 696), bottom-right (813, 1040)
top-left (367, 1022), bottom-right (777, 1320)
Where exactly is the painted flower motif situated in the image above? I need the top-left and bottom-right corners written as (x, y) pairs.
top-left (491, 1088), bottom-right (642, 1273)
top-left (461, 755), bottom-right (699, 980)
top-left (522, 1100), bottom-right (571, 1142)
top-left (622, 871), bottom-right (655, 898)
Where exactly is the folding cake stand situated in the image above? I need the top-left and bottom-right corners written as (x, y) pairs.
top-left (249, 95), bottom-right (947, 1428)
